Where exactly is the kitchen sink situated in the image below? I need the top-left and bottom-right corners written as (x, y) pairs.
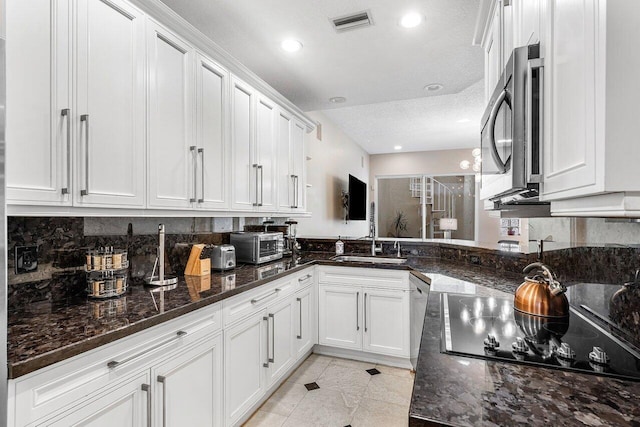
top-left (331, 255), bottom-right (407, 264)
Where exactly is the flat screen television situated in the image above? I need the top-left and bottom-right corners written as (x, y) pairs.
top-left (348, 174), bottom-right (367, 221)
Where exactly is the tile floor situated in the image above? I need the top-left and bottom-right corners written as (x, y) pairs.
top-left (243, 354), bottom-right (415, 427)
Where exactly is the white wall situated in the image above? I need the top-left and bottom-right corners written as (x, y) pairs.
top-left (370, 148), bottom-right (506, 246)
top-left (296, 111), bottom-right (370, 238)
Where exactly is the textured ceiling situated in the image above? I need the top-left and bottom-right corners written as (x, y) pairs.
top-left (159, 0), bottom-right (485, 153)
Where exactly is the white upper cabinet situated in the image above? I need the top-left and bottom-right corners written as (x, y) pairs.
top-left (482, 2), bottom-right (503, 102)
top-left (195, 53), bottom-right (229, 210)
top-left (230, 76), bottom-right (256, 211)
top-left (277, 111), bottom-right (293, 211)
top-left (147, 21), bottom-right (196, 209)
top-left (255, 95), bottom-right (278, 211)
top-left (276, 113), bottom-right (307, 213)
top-left (75, 0), bottom-right (146, 207)
top-left (7, 0), bottom-right (146, 208)
top-left (6, 0), bottom-right (71, 205)
top-left (512, 0), bottom-right (542, 47)
top-left (541, 1), bottom-right (640, 216)
top-left (6, 0), bottom-right (313, 215)
top-left (291, 119), bottom-right (307, 213)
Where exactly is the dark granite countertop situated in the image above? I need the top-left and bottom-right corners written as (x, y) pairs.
top-left (7, 252), bottom-right (427, 379)
top-left (408, 261), bottom-right (640, 427)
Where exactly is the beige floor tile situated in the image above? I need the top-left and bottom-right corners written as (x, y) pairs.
top-left (284, 387), bottom-right (359, 427)
top-left (316, 363), bottom-right (372, 394)
top-left (363, 373), bottom-right (414, 408)
top-left (242, 410), bottom-right (287, 427)
top-left (329, 356), bottom-right (377, 371)
top-left (374, 364), bottom-right (414, 379)
top-left (350, 397), bottom-right (409, 427)
top-left (286, 355), bottom-right (331, 384)
top-left (259, 381), bottom-right (308, 417)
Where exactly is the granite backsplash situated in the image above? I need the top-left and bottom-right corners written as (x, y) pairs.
top-left (8, 218), bottom-right (640, 315)
top-left (7, 217), bottom-right (229, 310)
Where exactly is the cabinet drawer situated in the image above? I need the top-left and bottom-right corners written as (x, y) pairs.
top-left (318, 266), bottom-right (408, 290)
top-left (294, 267), bottom-right (314, 290)
top-left (11, 303), bottom-right (221, 427)
top-left (223, 277), bottom-right (295, 327)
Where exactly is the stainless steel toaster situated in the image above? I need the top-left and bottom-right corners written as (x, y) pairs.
top-left (210, 244), bottom-right (236, 271)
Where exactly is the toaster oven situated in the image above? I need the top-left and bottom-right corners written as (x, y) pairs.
top-left (230, 232), bottom-right (284, 265)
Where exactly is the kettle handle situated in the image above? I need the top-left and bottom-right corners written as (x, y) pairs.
top-left (523, 262), bottom-right (566, 296)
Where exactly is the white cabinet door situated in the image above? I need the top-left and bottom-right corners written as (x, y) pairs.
top-left (483, 3), bottom-right (502, 102)
top-left (230, 76), bottom-right (256, 210)
top-left (195, 53), bottom-right (229, 210)
top-left (43, 372), bottom-right (150, 427)
top-left (276, 110), bottom-right (293, 211)
top-left (266, 297), bottom-right (295, 386)
top-left (318, 285), bottom-right (362, 351)
top-left (513, 0), bottom-right (541, 47)
top-left (541, 0), bottom-right (598, 200)
top-left (152, 334), bottom-right (223, 427)
top-left (363, 288), bottom-right (410, 357)
top-left (147, 21), bottom-right (195, 209)
top-left (6, 0), bottom-right (72, 205)
top-left (291, 119), bottom-right (306, 212)
top-left (224, 310), bottom-right (266, 426)
top-left (255, 95), bottom-right (277, 211)
top-left (75, 0), bottom-right (145, 208)
top-left (294, 285), bottom-right (315, 359)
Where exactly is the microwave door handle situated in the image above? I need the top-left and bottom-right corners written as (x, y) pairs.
top-left (527, 58), bottom-right (544, 183)
top-left (488, 89), bottom-right (510, 174)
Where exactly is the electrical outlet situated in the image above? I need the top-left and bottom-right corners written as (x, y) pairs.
top-left (15, 245), bottom-right (38, 274)
top-left (469, 255), bottom-right (481, 265)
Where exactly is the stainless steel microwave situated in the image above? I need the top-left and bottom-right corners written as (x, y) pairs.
top-left (480, 44), bottom-right (547, 211)
top-left (230, 232), bottom-right (284, 265)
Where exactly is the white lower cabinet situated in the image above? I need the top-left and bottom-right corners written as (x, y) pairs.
top-left (318, 267), bottom-right (411, 359)
top-left (362, 288), bottom-right (410, 357)
top-left (265, 297), bottom-right (295, 387)
top-left (224, 310), bottom-right (268, 426)
top-left (43, 372), bottom-right (150, 427)
top-left (152, 334), bottom-right (223, 427)
top-left (318, 285), bottom-right (362, 350)
top-left (294, 284), bottom-right (316, 359)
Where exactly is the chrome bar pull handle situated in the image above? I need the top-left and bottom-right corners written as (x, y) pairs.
top-left (356, 292), bottom-right (360, 331)
top-left (263, 316), bottom-right (270, 367)
top-left (107, 331), bottom-right (187, 369)
top-left (268, 313), bottom-right (275, 363)
top-left (190, 146), bottom-right (197, 203)
top-left (295, 175), bottom-right (299, 208)
top-left (364, 293), bottom-right (368, 332)
top-left (198, 148), bottom-right (205, 203)
top-left (253, 164), bottom-right (259, 206)
top-left (80, 114), bottom-right (89, 196)
top-left (290, 174), bottom-right (296, 209)
top-left (251, 288), bottom-right (280, 304)
top-left (141, 383), bottom-right (152, 427)
top-left (259, 165), bottom-right (264, 206)
top-left (297, 297), bottom-right (302, 339)
top-left (157, 375), bottom-right (167, 427)
top-left (61, 109), bottom-right (70, 195)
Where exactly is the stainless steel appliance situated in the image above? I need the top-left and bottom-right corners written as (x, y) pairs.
top-left (211, 244), bottom-right (236, 271)
top-left (230, 232), bottom-right (284, 265)
top-left (441, 292), bottom-right (640, 381)
top-left (480, 44), bottom-right (548, 213)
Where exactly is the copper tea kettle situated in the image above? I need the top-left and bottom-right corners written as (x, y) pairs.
top-left (514, 262), bottom-right (569, 317)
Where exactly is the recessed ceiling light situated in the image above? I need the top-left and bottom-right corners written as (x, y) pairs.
top-left (457, 118), bottom-right (470, 123)
top-left (394, 145), bottom-right (402, 150)
top-left (400, 12), bottom-right (423, 28)
top-left (281, 39), bottom-right (303, 52)
top-left (459, 160), bottom-right (471, 170)
top-left (424, 83), bottom-right (443, 92)
top-left (329, 96), bottom-right (346, 103)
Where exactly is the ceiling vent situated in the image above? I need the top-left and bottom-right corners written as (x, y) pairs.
top-left (331, 10), bottom-right (373, 33)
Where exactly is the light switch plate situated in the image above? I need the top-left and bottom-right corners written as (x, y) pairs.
top-left (15, 245), bottom-right (38, 274)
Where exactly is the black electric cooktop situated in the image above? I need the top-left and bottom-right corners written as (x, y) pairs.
top-left (441, 293), bottom-right (640, 381)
